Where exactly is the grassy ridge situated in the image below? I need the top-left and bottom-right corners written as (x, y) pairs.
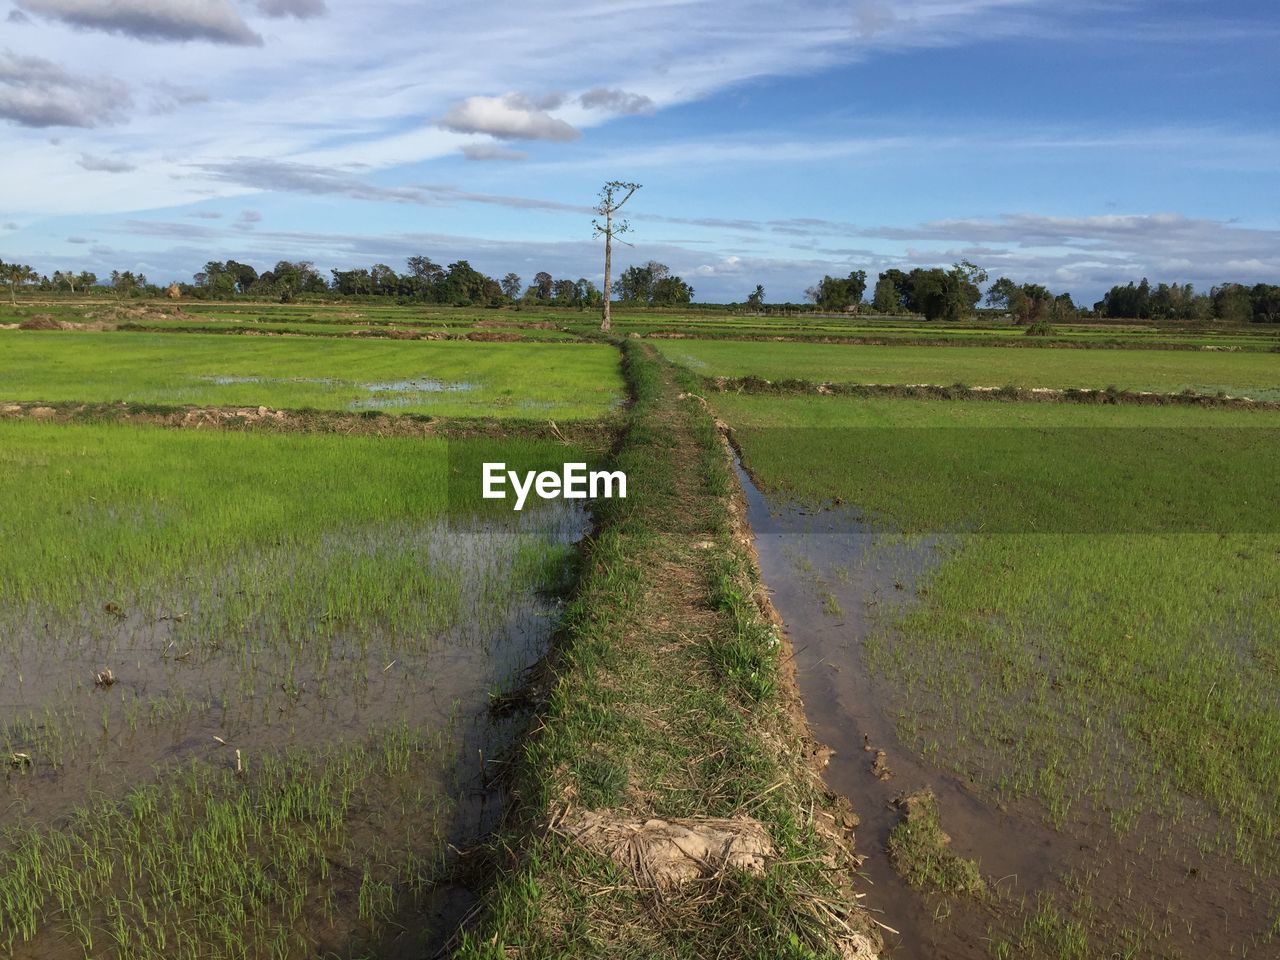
top-left (452, 342), bottom-right (875, 959)
top-left (0, 331), bottom-right (623, 419)
top-left (655, 338), bottom-right (1280, 397)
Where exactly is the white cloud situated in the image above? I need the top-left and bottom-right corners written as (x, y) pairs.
top-left (438, 93), bottom-right (579, 142)
top-left (579, 88), bottom-right (654, 115)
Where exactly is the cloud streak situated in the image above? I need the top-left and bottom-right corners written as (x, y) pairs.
top-left (16, 0), bottom-right (263, 45)
top-left (77, 153), bottom-right (136, 172)
top-left (0, 50), bottom-right (132, 128)
top-left (253, 0), bottom-right (327, 19)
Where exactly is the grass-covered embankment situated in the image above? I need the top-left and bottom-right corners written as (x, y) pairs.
top-left (654, 338), bottom-right (1280, 398)
top-left (452, 342), bottom-right (879, 959)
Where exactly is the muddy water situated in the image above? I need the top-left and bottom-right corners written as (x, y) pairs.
top-left (733, 457), bottom-right (1066, 956)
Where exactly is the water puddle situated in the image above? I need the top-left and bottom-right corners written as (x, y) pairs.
top-left (364, 377), bottom-right (475, 393)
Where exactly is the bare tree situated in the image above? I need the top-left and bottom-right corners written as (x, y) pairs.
top-left (592, 180), bottom-right (640, 332)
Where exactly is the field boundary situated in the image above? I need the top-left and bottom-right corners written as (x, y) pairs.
top-left (0, 399), bottom-right (617, 442)
top-left (644, 331), bottom-right (1280, 353)
top-left (703, 375), bottom-right (1280, 409)
top-left (449, 341), bottom-right (882, 959)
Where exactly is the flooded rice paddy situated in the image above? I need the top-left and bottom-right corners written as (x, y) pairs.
top-left (0, 421), bottom-right (591, 958)
top-left (733, 456), bottom-right (1280, 960)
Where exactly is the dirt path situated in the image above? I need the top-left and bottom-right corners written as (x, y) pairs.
top-left (451, 342), bottom-right (883, 959)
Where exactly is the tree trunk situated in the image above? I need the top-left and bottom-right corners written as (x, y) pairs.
top-left (601, 207), bottom-right (613, 332)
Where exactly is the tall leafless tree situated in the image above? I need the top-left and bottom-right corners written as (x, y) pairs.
top-left (592, 180), bottom-right (640, 332)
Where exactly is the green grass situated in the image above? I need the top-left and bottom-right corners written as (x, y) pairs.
top-left (0, 331), bottom-right (623, 419)
top-left (655, 338), bottom-right (1280, 396)
top-left (886, 792), bottom-right (985, 896)
top-left (0, 419), bottom-right (588, 612)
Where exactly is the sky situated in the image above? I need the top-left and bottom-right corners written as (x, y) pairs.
top-left (1, 0), bottom-right (1277, 304)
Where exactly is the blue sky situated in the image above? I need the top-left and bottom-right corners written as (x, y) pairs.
top-left (1, 0), bottom-right (1277, 303)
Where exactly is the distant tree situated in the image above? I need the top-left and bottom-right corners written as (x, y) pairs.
top-left (652, 274), bottom-right (693, 305)
top-left (438, 260), bottom-right (501, 305)
top-left (904, 268), bottom-right (950, 321)
top-left (224, 260), bottom-right (258, 295)
top-left (875, 268), bottom-right (911, 313)
top-left (2, 260), bottom-right (36, 304)
top-left (746, 284), bottom-right (765, 308)
top-left (1252, 283), bottom-right (1280, 323)
top-left (110, 269), bottom-right (142, 300)
top-left (501, 272), bottom-right (522, 300)
top-left (614, 263), bottom-right (655, 303)
top-left (593, 180), bottom-right (641, 331)
top-left (1096, 278), bottom-right (1152, 319)
top-left (807, 271), bottom-right (866, 311)
top-left (533, 271), bottom-right (554, 302)
top-left (949, 260), bottom-right (987, 315)
top-left (575, 278), bottom-right (600, 308)
top-left (1211, 284), bottom-right (1251, 324)
top-left (985, 276), bottom-right (1020, 311)
top-left (369, 263), bottom-right (399, 296)
top-left (78, 270), bottom-right (97, 290)
top-left (871, 275), bottom-right (900, 314)
top-left (552, 278), bottom-right (578, 303)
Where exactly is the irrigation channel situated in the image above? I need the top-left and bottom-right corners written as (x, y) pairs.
top-left (1, 503), bottom-right (588, 958)
top-left (729, 454), bottom-right (1272, 959)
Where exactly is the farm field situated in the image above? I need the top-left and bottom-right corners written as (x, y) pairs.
top-left (717, 391), bottom-right (1280, 958)
top-left (656, 338), bottom-right (1280, 396)
top-left (0, 331), bottom-right (623, 419)
top-left (10, 298), bottom-right (1280, 351)
top-left (0, 418), bottom-right (592, 957)
top-left (3, 300), bottom-right (1279, 959)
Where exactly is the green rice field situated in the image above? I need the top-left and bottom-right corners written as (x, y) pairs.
top-left (0, 331), bottom-right (623, 419)
top-left (717, 391), bottom-right (1280, 956)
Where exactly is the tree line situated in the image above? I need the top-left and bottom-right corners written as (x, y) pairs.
top-left (3, 253), bottom-right (1277, 323)
top-left (800, 261), bottom-right (1280, 324)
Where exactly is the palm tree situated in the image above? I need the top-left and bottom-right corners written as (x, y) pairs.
top-left (2, 261), bottom-right (36, 305)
